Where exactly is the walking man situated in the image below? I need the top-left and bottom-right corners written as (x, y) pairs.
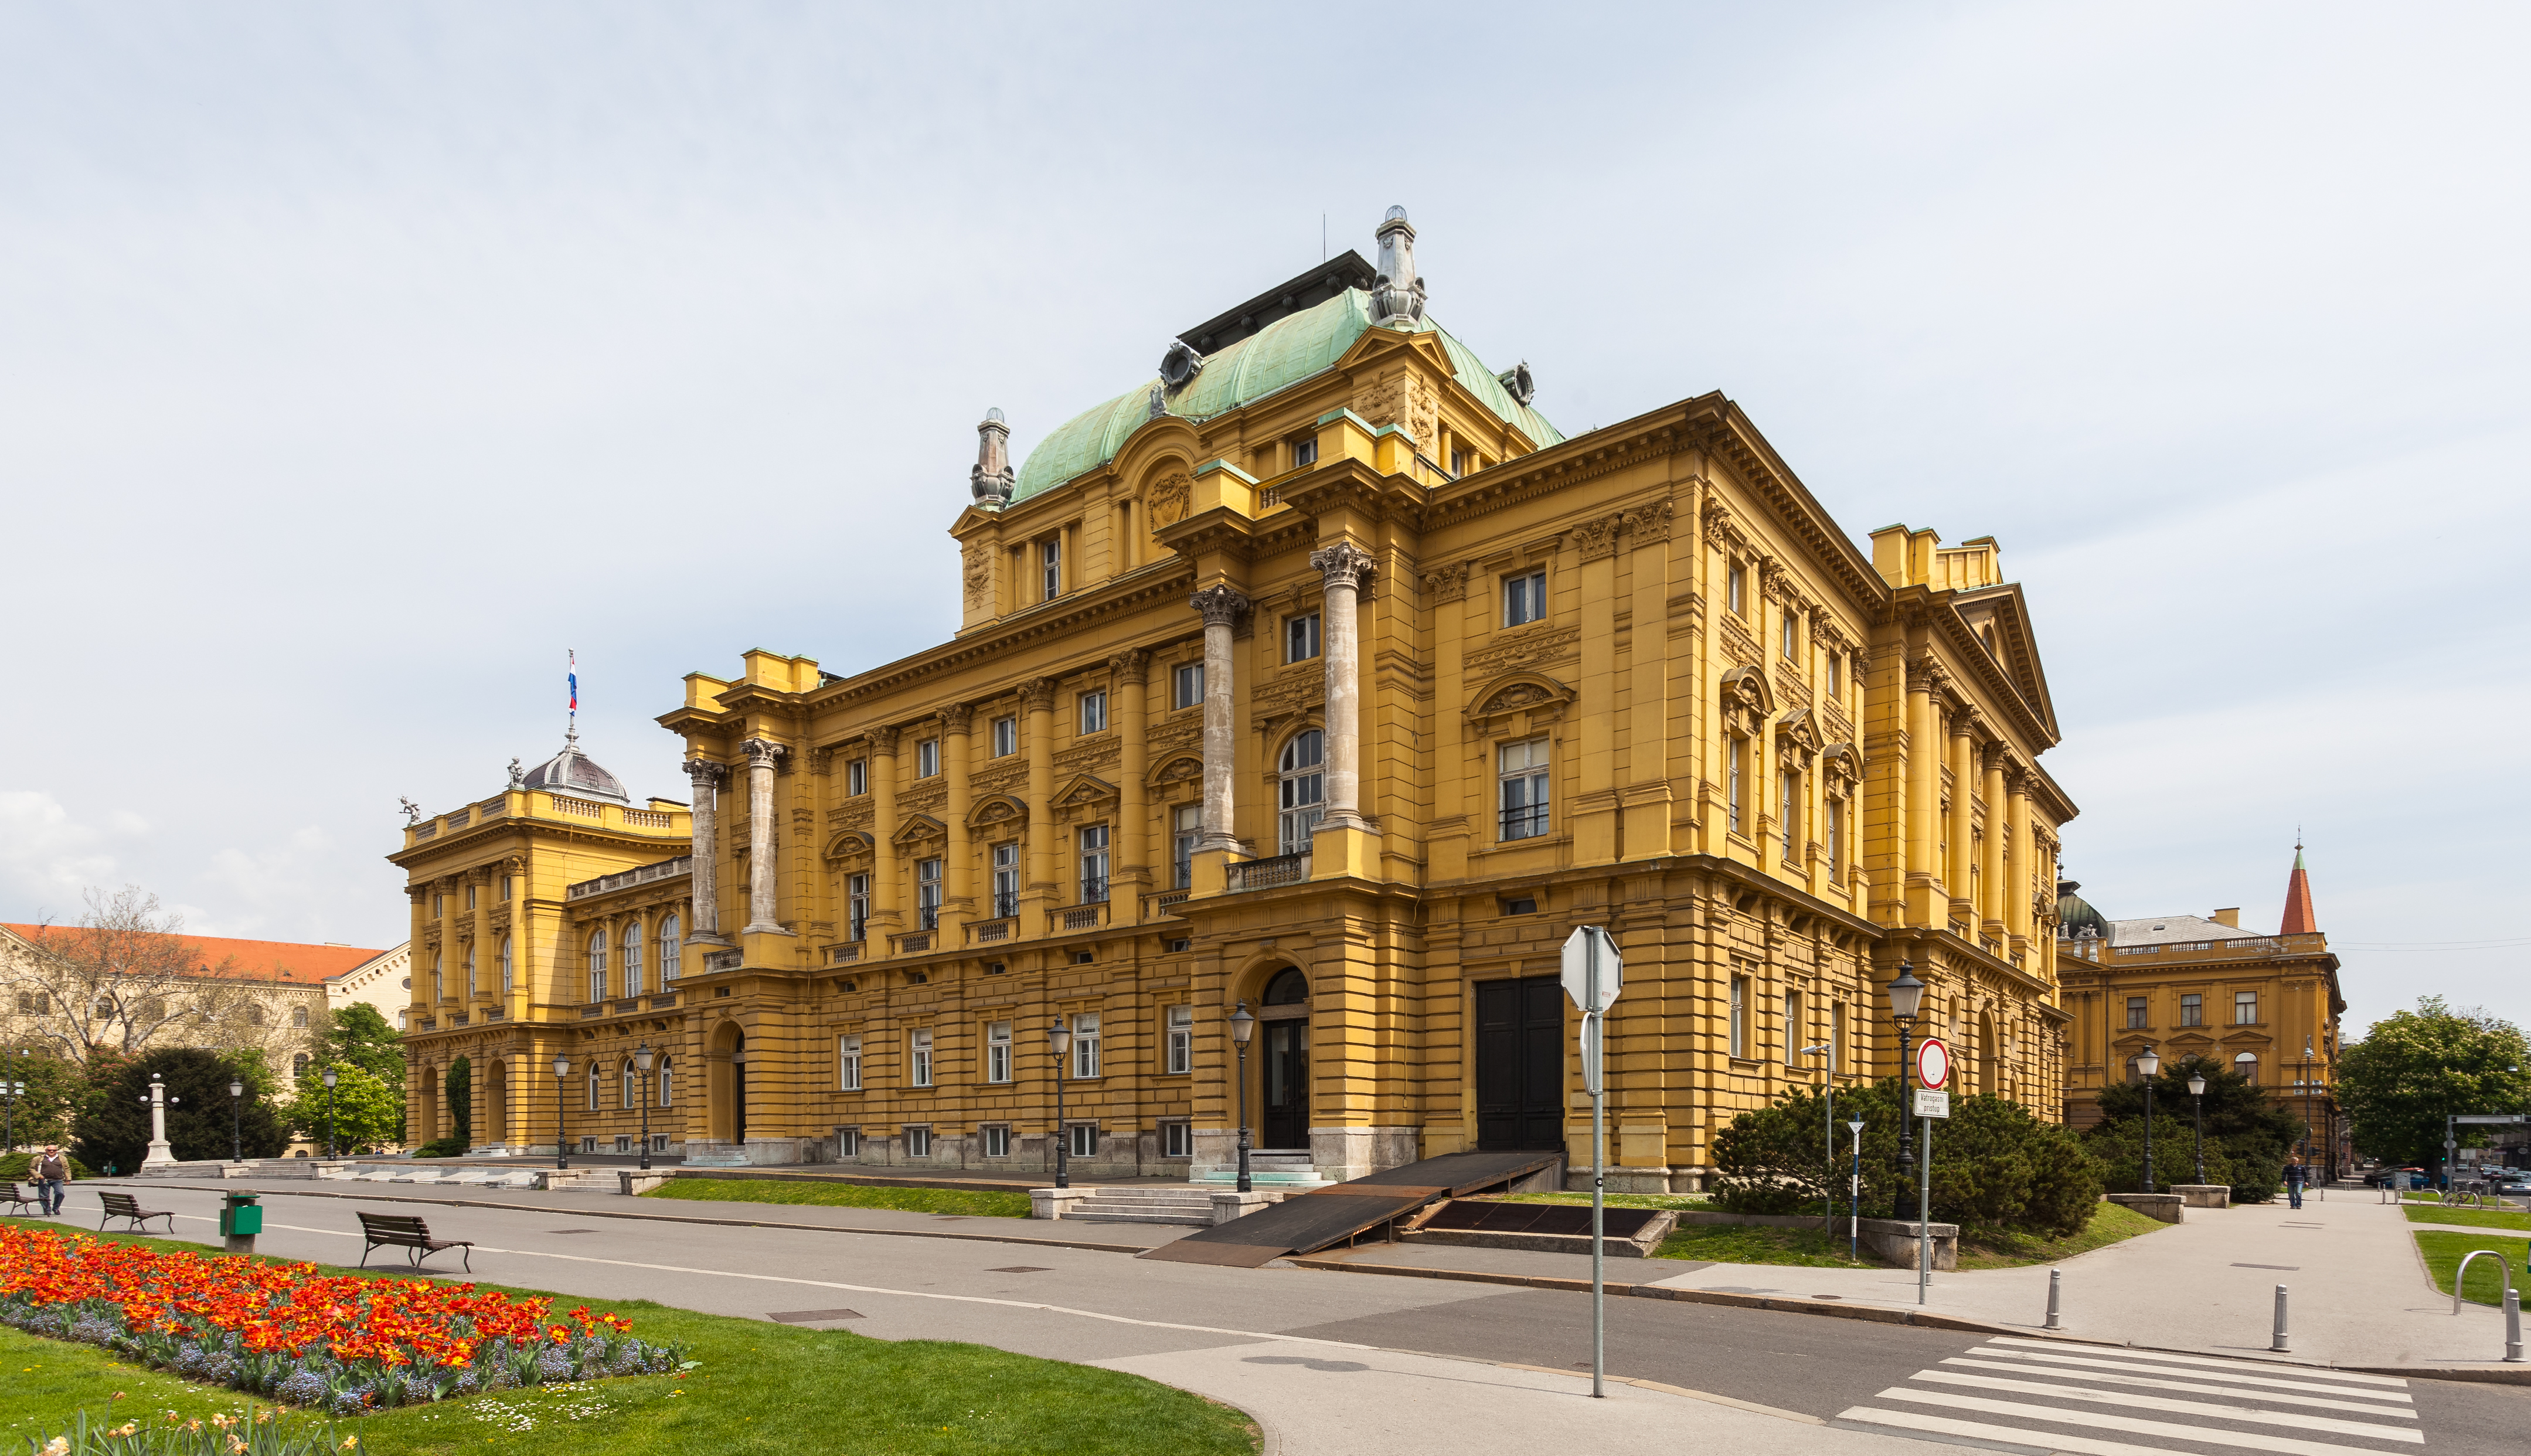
top-left (2284, 1156), bottom-right (2307, 1210)
top-left (33, 1144), bottom-right (71, 1218)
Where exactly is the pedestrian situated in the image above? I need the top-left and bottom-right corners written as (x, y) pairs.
top-left (2284, 1156), bottom-right (2307, 1210)
top-left (33, 1144), bottom-right (71, 1218)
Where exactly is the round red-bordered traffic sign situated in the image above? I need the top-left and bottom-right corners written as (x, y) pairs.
top-left (1915, 1036), bottom-right (1951, 1091)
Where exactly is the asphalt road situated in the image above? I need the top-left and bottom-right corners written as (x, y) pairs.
top-left (36, 1181), bottom-right (2531, 1455)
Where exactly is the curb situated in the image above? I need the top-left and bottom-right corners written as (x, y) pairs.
top-left (83, 1181), bottom-right (1154, 1257)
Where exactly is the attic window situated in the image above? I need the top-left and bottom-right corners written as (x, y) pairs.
top-left (1291, 437), bottom-right (1319, 470)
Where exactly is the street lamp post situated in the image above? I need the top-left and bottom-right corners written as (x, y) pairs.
top-left (2136, 1045), bottom-right (2161, 1193)
top-left (552, 1054), bottom-right (572, 1170)
top-left (1046, 1021), bottom-right (1072, 1190)
top-left (634, 1043), bottom-right (655, 1172)
top-left (1886, 963), bottom-right (1925, 1220)
top-left (229, 1079), bottom-right (244, 1164)
top-left (1229, 1002), bottom-right (1256, 1195)
top-left (1846, 1116), bottom-right (1866, 1263)
top-left (2188, 1068), bottom-right (2207, 1186)
top-left (320, 1065), bottom-right (339, 1161)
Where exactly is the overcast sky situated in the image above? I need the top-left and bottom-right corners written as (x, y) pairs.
top-left (3, 4), bottom-right (2523, 1039)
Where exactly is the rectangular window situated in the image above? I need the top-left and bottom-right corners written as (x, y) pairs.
top-left (2127, 996), bottom-right (2148, 1030)
top-left (1784, 990), bottom-right (1802, 1064)
top-left (982, 1125), bottom-right (1011, 1158)
top-left (1498, 736), bottom-right (1550, 841)
top-left (1727, 563), bottom-right (1747, 617)
top-left (1079, 690), bottom-right (1107, 734)
top-left (1078, 825), bottom-right (1110, 903)
top-left (2180, 993), bottom-right (2204, 1027)
top-left (1071, 1012), bottom-right (1101, 1079)
top-left (2235, 991), bottom-right (2258, 1024)
top-left (1826, 652), bottom-right (1843, 699)
top-left (848, 873), bottom-right (871, 943)
top-left (1826, 798), bottom-right (1845, 879)
top-left (1291, 436), bottom-right (1318, 469)
top-left (1068, 1124), bottom-right (1097, 1158)
top-left (1172, 803), bottom-right (1202, 889)
top-left (987, 1020), bottom-right (1013, 1083)
top-left (836, 1127), bottom-right (860, 1158)
top-left (1503, 570), bottom-right (1547, 627)
top-left (1040, 539), bottom-right (1062, 601)
top-left (917, 858), bottom-right (943, 931)
top-left (917, 738), bottom-right (941, 777)
top-left (1172, 662), bottom-right (1203, 710)
top-left (586, 941), bottom-right (604, 1003)
top-left (1830, 1002), bottom-right (1845, 1074)
top-left (465, 884), bottom-right (477, 910)
top-left (1728, 736), bottom-right (1748, 834)
top-left (1781, 612), bottom-right (1799, 660)
top-left (1167, 1004), bottom-right (1193, 1074)
top-left (1285, 613), bottom-right (1321, 662)
top-left (991, 842), bottom-right (1020, 919)
top-left (839, 1035), bottom-right (863, 1091)
top-left (1730, 975), bottom-right (1749, 1059)
top-left (909, 1028), bottom-right (933, 1087)
top-left (847, 758), bottom-right (868, 796)
top-left (1779, 770), bottom-right (1799, 858)
top-left (501, 876), bottom-right (513, 901)
top-left (658, 919), bottom-right (678, 982)
top-left (434, 894), bottom-right (444, 917)
top-left (906, 1127), bottom-right (932, 1159)
top-left (1450, 447), bottom-right (1474, 478)
top-left (991, 716), bottom-right (1017, 757)
top-left (1164, 1121), bottom-right (1193, 1158)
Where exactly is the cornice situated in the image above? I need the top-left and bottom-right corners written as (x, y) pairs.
top-left (811, 563), bottom-right (1199, 713)
top-left (1679, 400), bottom-right (1886, 611)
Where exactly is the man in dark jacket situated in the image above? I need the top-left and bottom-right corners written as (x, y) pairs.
top-left (2284, 1157), bottom-right (2307, 1209)
top-left (34, 1145), bottom-right (70, 1217)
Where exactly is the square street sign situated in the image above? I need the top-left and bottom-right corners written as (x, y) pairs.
top-left (1912, 1088), bottom-right (1951, 1120)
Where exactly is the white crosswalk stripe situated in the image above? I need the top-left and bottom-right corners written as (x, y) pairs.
top-left (1838, 1336), bottom-right (2424, 1455)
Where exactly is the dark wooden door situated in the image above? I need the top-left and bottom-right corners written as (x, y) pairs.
top-left (1475, 977), bottom-right (1565, 1150)
top-left (1261, 1020), bottom-right (1308, 1148)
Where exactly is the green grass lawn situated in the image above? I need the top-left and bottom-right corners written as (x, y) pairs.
top-left (0, 1221), bottom-right (1255, 1455)
top-left (1638, 1199), bottom-right (2165, 1271)
top-left (1954, 1202), bottom-right (2165, 1270)
top-left (2402, 1205), bottom-right (2531, 1232)
top-left (638, 1178), bottom-right (1031, 1218)
top-left (2413, 1230), bottom-right (2531, 1308)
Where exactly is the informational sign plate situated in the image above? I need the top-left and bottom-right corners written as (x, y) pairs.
top-left (1913, 1088), bottom-right (1951, 1120)
top-left (1560, 927), bottom-right (1623, 1013)
top-left (1914, 1036), bottom-right (1951, 1091)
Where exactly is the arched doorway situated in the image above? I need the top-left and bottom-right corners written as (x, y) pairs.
top-left (707, 1024), bottom-right (746, 1145)
top-left (1978, 1011), bottom-right (1999, 1097)
top-left (1258, 967), bottom-right (1309, 1149)
top-left (482, 1060), bottom-right (509, 1147)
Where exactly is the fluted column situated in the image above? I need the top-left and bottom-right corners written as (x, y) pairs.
top-left (1113, 651), bottom-right (1149, 918)
top-left (1945, 710), bottom-right (1974, 919)
top-left (683, 760), bottom-right (730, 943)
top-left (941, 705), bottom-right (974, 932)
top-left (1191, 586), bottom-right (1249, 853)
top-left (741, 737), bottom-right (788, 935)
top-left (869, 726), bottom-right (901, 938)
top-left (1311, 543), bottom-right (1376, 833)
top-left (1904, 660), bottom-right (1939, 924)
top-left (1022, 679), bottom-right (1056, 913)
top-left (1979, 744), bottom-right (2008, 934)
top-left (2007, 769), bottom-right (2036, 945)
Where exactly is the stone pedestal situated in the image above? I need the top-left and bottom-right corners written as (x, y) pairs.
top-left (1855, 1216), bottom-right (1960, 1270)
top-left (1210, 1190), bottom-right (1278, 1224)
top-left (2170, 1183), bottom-right (2231, 1209)
top-left (2106, 1192), bottom-right (2187, 1223)
top-left (1029, 1188), bottom-right (1086, 1220)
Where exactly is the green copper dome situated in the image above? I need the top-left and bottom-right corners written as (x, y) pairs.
top-left (2057, 879), bottom-right (2110, 941)
top-left (1009, 289), bottom-right (1563, 504)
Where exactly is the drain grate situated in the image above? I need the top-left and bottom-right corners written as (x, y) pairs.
top-left (2231, 1263), bottom-right (2300, 1270)
top-left (987, 1266), bottom-right (1053, 1274)
top-left (767, 1308), bottom-right (863, 1324)
top-left (546, 1229), bottom-right (601, 1235)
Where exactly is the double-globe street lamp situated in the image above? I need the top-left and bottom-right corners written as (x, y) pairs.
top-left (1229, 1002), bottom-right (1256, 1194)
top-left (2135, 1045), bottom-right (2161, 1193)
top-left (1046, 1021), bottom-right (1072, 1189)
top-left (634, 1043), bottom-right (656, 1172)
top-left (2189, 1066), bottom-right (2208, 1186)
top-left (552, 1054), bottom-right (573, 1171)
top-left (229, 1079), bottom-right (245, 1164)
top-left (1886, 962), bottom-right (1925, 1220)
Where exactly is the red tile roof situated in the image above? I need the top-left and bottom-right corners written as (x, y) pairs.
top-left (0, 925), bottom-right (388, 984)
top-left (2278, 844), bottom-right (2318, 935)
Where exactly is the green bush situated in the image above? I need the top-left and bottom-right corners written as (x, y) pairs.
top-left (2086, 1053), bottom-right (2291, 1202)
top-left (70, 1049), bottom-right (292, 1173)
top-left (411, 1135), bottom-right (468, 1158)
top-left (0, 1150), bottom-right (96, 1181)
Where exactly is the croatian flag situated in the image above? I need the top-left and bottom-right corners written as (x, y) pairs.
top-left (569, 651), bottom-right (579, 718)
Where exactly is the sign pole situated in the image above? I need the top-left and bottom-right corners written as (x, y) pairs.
top-left (1588, 930), bottom-right (1605, 1401)
top-left (1918, 1116), bottom-right (1933, 1304)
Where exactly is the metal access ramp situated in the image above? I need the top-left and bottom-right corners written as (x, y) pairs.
top-left (1138, 1148), bottom-right (1562, 1268)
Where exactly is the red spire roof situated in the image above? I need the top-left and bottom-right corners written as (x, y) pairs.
top-left (2278, 841), bottom-right (2318, 935)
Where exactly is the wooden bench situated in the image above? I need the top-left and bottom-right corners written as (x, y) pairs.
top-left (357, 1212), bottom-right (473, 1273)
top-left (5, 1183), bottom-right (39, 1217)
top-left (98, 1190), bottom-right (176, 1234)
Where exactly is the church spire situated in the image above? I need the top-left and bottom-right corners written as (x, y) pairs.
top-left (2279, 836), bottom-right (2318, 935)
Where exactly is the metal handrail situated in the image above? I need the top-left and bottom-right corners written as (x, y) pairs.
top-left (2456, 1249), bottom-right (2513, 1315)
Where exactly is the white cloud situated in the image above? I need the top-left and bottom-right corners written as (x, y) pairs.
top-left (0, 791), bottom-right (130, 919)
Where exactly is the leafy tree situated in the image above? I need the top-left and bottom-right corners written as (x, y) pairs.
top-left (2087, 1052), bottom-right (2298, 1201)
top-left (4, 887), bottom-right (302, 1065)
top-left (2338, 998), bottom-right (2531, 1168)
top-left (69, 1047), bottom-right (291, 1172)
top-left (2, 1053), bottom-right (83, 1151)
top-left (1711, 1080), bottom-right (2101, 1236)
top-left (445, 1057), bottom-right (472, 1147)
top-left (281, 1063), bottom-right (404, 1155)
top-left (312, 1003), bottom-right (407, 1088)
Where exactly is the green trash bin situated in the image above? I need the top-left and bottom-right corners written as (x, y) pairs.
top-left (219, 1192), bottom-right (263, 1240)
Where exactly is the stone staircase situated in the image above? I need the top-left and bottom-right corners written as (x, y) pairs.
top-left (1192, 1152), bottom-right (1330, 1190)
top-left (1063, 1185), bottom-right (1225, 1226)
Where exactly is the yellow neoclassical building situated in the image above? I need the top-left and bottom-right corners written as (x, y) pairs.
top-left (393, 209), bottom-right (2080, 1187)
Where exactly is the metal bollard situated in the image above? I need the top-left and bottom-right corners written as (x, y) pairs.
top-left (2508, 1288), bottom-right (2524, 1365)
top-left (2271, 1284), bottom-right (2291, 1353)
top-left (2044, 1268), bottom-right (2063, 1331)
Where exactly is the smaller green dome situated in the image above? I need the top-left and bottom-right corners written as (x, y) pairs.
top-left (2057, 879), bottom-right (2110, 941)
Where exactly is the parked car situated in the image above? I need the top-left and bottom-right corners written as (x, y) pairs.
top-left (2366, 1166), bottom-right (2427, 1189)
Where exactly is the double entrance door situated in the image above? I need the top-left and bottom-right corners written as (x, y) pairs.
top-left (1475, 975), bottom-right (1566, 1150)
top-left (1260, 1019), bottom-right (1308, 1149)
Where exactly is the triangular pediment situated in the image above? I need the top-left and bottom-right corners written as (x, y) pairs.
top-left (889, 813), bottom-right (948, 847)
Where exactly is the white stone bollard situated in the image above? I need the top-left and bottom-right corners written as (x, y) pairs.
top-left (2271, 1284), bottom-right (2291, 1353)
top-left (2506, 1287), bottom-right (2523, 1364)
top-left (2044, 1268), bottom-right (2063, 1331)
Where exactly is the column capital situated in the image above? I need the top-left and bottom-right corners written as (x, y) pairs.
top-left (1108, 648), bottom-right (1150, 685)
top-left (683, 758), bottom-right (730, 789)
top-left (1189, 584), bottom-right (1250, 627)
top-left (740, 737), bottom-right (787, 768)
top-left (868, 724), bottom-right (902, 754)
top-left (1309, 542), bottom-right (1376, 591)
top-left (1020, 677), bottom-right (1058, 713)
top-left (938, 703), bottom-right (975, 733)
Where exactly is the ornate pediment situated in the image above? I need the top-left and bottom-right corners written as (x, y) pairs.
top-left (1050, 774), bottom-right (1120, 825)
top-left (1720, 665), bottom-right (1772, 737)
top-left (889, 813), bottom-right (948, 849)
top-left (965, 794), bottom-right (1030, 832)
top-left (1465, 671), bottom-right (1576, 735)
top-left (822, 830), bottom-right (874, 863)
top-left (1147, 754), bottom-right (1204, 791)
top-left (1773, 709), bottom-right (1822, 772)
top-left (1819, 741), bottom-right (1865, 796)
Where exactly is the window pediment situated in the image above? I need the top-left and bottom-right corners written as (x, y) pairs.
top-left (889, 814), bottom-right (948, 849)
top-left (965, 794), bottom-right (1030, 832)
top-left (1466, 671), bottom-right (1574, 735)
top-left (1050, 774), bottom-right (1119, 825)
top-left (1720, 665), bottom-right (1772, 737)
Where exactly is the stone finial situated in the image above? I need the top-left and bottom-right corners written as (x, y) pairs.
top-left (1370, 205), bottom-right (1426, 326)
top-left (970, 407), bottom-right (1015, 509)
top-left (506, 757), bottom-right (525, 789)
top-left (399, 797), bottom-right (423, 825)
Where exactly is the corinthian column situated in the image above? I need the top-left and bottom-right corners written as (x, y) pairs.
top-left (740, 737), bottom-right (788, 934)
top-left (1190, 585), bottom-right (1249, 853)
top-left (684, 759), bottom-right (730, 943)
top-left (941, 705), bottom-right (974, 929)
top-left (1311, 542), bottom-right (1376, 834)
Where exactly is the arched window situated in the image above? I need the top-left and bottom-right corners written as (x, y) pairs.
top-left (659, 914), bottom-right (681, 982)
top-left (587, 1064), bottom-right (603, 1111)
top-left (621, 921), bottom-right (644, 998)
top-left (1277, 730), bottom-right (1325, 855)
top-left (243, 1003), bottom-right (265, 1026)
top-left (292, 1053), bottom-right (310, 1080)
top-left (499, 937), bottom-right (513, 994)
top-left (2234, 1051), bottom-right (2259, 1083)
top-left (290, 1004), bottom-right (308, 1029)
top-left (658, 1056), bottom-right (673, 1108)
top-left (1263, 967), bottom-right (1309, 1005)
top-left (622, 1059), bottom-right (638, 1109)
top-left (587, 932), bottom-right (608, 1003)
